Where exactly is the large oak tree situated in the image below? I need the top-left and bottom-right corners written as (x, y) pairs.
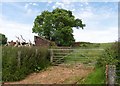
top-left (32, 8), bottom-right (85, 46)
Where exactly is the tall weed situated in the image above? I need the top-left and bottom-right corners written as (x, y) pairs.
top-left (2, 46), bottom-right (50, 81)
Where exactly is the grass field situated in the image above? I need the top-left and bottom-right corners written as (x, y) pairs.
top-left (74, 42), bottom-right (114, 49)
top-left (63, 42), bottom-right (114, 84)
top-left (64, 49), bottom-right (104, 66)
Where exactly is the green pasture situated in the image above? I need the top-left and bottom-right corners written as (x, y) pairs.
top-left (79, 67), bottom-right (106, 84)
top-left (64, 49), bottom-right (104, 66)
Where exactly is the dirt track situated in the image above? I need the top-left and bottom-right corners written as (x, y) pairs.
top-left (4, 64), bottom-right (94, 84)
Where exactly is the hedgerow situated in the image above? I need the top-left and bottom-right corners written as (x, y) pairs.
top-left (2, 46), bottom-right (50, 81)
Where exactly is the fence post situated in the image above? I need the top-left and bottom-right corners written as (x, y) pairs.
top-left (106, 64), bottom-right (108, 84)
top-left (36, 49), bottom-right (38, 55)
top-left (74, 49), bottom-right (76, 65)
top-left (17, 51), bottom-right (21, 68)
top-left (50, 49), bottom-right (53, 63)
top-left (108, 65), bottom-right (116, 85)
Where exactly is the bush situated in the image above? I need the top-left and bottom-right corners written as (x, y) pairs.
top-left (96, 42), bottom-right (119, 67)
top-left (79, 42), bottom-right (100, 48)
top-left (2, 46), bottom-right (50, 82)
top-left (96, 42), bottom-right (120, 83)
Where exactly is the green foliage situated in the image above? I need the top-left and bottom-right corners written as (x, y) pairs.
top-left (78, 42), bottom-right (100, 48)
top-left (80, 67), bottom-right (106, 84)
top-left (97, 42), bottom-right (119, 67)
top-left (0, 33), bottom-right (7, 45)
top-left (32, 8), bottom-right (85, 46)
top-left (96, 42), bottom-right (120, 83)
top-left (2, 46), bottom-right (50, 82)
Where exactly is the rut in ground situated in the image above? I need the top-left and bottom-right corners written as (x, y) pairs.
top-left (4, 64), bottom-right (94, 84)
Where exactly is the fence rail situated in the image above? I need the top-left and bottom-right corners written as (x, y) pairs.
top-left (49, 48), bottom-right (104, 51)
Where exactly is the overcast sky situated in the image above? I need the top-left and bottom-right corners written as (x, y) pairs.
top-left (0, 0), bottom-right (118, 43)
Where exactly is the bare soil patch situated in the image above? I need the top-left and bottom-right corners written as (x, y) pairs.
top-left (4, 64), bottom-right (94, 84)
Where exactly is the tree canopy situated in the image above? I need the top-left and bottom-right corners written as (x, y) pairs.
top-left (32, 8), bottom-right (85, 46)
top-left (0, 33), bottom-right (7, 45)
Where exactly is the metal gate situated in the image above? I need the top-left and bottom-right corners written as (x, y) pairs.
top-left (49, 48), bottom-right (104, 66)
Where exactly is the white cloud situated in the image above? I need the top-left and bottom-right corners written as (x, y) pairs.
top-left (71, 9), bottom-right (75, 12)
top-left (61, 0), bottom-right (71, 5)
top-left (1, 0), bottom-right (119, 2)
top-left (48, 0), bottom-right (52, 4)
top-left (52, 2), bottom-right (64, 9)
top-left (73, 4), bottom-right (118, 29)
top-left (72, 5), bottom-right (118, 43)
top-left (0, 18), bottom-right (36, 43)
top-left (52, 1), bottom-right (75, 12)
top-left (24, 3), bottom-right (40, 17)
top-left (24, 3), bottom-right (38, 8)
top-left (32, 3), bottom-right (39, 6)
top-left (26, 9), bottom-right (32, 15)
top-left (24, 4), bottom-right (29, 9)
top-left (85, 2), bottom-right (89, 5)
top-left (24, 3), bottom-right (39, 10)
top-left (73, 27), bottom-right (118, 43)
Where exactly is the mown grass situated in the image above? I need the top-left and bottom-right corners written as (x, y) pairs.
top-left (79, 67), bottom-right (106, 84)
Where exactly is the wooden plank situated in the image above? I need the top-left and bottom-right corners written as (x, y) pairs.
top-left (53, 56), bottom-right (64, 57)
top-left (48, 48), bottom-right (104, 51)
top-left (54, 53), bottom-right (69, 55)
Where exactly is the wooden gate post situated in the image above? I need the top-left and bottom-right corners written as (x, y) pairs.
top-left (17, 51), bottom-right (21, 68)
top-left (50, 49), bottom-right (53, 63)
top-left (106, 64), bottom-right (108, 84)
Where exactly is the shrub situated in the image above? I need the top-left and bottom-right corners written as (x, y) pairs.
top-left (2, 46), bottom-right (50, 81)
top-left (96, 42), bottom-right (120, 83)
top-left (96, 42), bottom-right (119, 67)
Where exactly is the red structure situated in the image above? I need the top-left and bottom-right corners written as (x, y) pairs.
top-left (73, 42), bottom-right (80, 47)
top-left (34, 36), bottom-right (50, 47)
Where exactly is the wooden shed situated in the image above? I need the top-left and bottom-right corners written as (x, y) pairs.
top-left (34, 36), bottom-right (50, 47)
